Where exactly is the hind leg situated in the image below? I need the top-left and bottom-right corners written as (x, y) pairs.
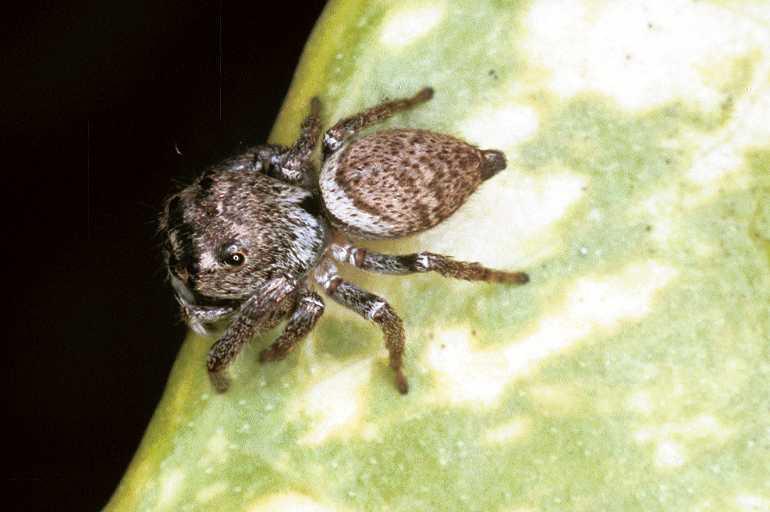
top-left (330, 243), bottom-right (529, 284)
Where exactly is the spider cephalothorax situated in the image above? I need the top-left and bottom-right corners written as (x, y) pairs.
top-left (160, 87), bottom-right (529, 394)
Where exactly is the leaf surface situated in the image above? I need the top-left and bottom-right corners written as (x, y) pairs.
top-left (108, 1), bottom-right (770, 510)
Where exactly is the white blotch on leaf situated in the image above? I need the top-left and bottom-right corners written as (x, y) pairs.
top-left (459, 105), bottom-right (539, 151)
top-left (634, 414), bottom-right (734, 470)
top-left (291, 358), bottom-right (373, 445)
top-left (427, 328), bottom-right (511, 405)
top-left (683, 54), bottom-right (770, 203)
top-left (158, 468), bottom-right (184, 509)
top-left (485, 417), bottom-right (532, 444)
top-left (626, 390), bottom-right (655, 416)
top-left (248, 493), bottom-right (340, 512)
top-left (735, 494), bottom-right (770, 511)
top-left (503, 260), bottom-right (676, 378)
top-left (523, 0), bottom-right (768, 111)
top-left (419, 170), bottom-right (587, 266)
top-left (195, 481), bottom-right (228, 503)
top-left (634, 186), bottom-right (679, 247)
top-left (360, 422), bottom-right (381, 442)
top-left (560, 261), bottom-right (676, 329)
top-left (199, 429), bottom-right (229, 467)
top-left (426, 261), bottom-right (677, 406)
top-left (687, 146), bottom-right (743, 186)
top-left (380, 3), bottom-right (445, 47)
top-left (636, 47), bottom-right (768, 231)
top-left (637, 415), bottom-right (733, 442)
top-left (528, 385), bottom-right (579, 415)
top-left (654, 440), bottom-right (686, 468)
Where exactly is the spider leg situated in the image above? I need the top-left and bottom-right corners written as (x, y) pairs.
top-left (330, 243), bottom-right (529, 284)
top-left (322, 87), bottom-right (434, 159)
top-left (216, 97), bottom-right (320, 187)
top-left (178, 298), bottom-right (235, 335)
top-left (315, 259), bottom-right (408, 394)
top-left (278, 97), bottom-right (322, 187)
top-left (218, 144), bottom-right (287, 174)
top-left (206, 276), bottom-right (297, 392)
top-left (259, 290), bottom-right (325, 363)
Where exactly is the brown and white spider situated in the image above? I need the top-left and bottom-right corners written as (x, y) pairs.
top-left (160, 87), bottom-right (529, 394)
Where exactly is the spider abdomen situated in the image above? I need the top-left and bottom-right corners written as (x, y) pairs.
top-left (319, 129), bottom-right (505, 239)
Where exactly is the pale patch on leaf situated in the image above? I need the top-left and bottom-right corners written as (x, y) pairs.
top-left (634, 414), bottom-right (734, 471)
top-left (684, 56), bottom-right (770, 204)
top-left (559, 261), bottom-right (676, 329)
top-left (458, 104), bottom-right (539, 151)
top-left (247, 492), bottom-right (340, 512)
top-left (195, 481), bottom-right (229, 503)
top-left (634, 186), bottom-right (679, 247)
top-left (522, 0), bottom-right (767, 112)
top-left (503, 260), bottom-right (676, 373)
top-left (418, 170), bottom-right (587, 266)
top-left (634, 56), bottom-right (769, 237)
top-left (157, 468), bottom-right (184, 509)
top-left (735, 494), bottom-right (770, 511)
top-left (290, 358), bottom-right (373, 445)
top-left (528, 384), bottom-right (580, 415)
top-left (626, 390), bottom-right (655, 416)
top-left (426, 328), bottom-right (512, 406)
top-left (636, 415), bottom-right (734, 443)
top-left (654, 440), bottom-right (686, 469)
top-left (426, 261), bottom-right (677, 406)
top-left (484, 417), bottom-right (532, 444)
top-left (687, 146), bottom-right (744, 186)
top-left (379, 2), bottom-right (445, 48)
top-left (199, 428), bottom-right (230, 467)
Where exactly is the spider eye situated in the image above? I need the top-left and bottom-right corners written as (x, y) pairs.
top-left (220, 243), bottom-right (246, 267)
top-left (224, 252), bottom-right (245, 266)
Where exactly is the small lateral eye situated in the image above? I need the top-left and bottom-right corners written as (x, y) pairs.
top-left (220, 243), bottom-right (246, 267)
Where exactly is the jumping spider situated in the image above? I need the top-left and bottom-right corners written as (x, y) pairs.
top-left (160, 87), bottom-right (529, 394)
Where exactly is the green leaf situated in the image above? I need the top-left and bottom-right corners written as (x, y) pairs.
top-left (107, 0), bottom-right (770, 510)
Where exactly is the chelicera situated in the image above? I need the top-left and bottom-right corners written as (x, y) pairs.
top-left (160, 88), bottom-right (529, 394)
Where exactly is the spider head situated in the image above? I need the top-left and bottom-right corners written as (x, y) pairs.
top-left (160, 169), bottom-right (327, 310)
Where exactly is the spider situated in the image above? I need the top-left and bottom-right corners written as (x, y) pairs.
top-left (160, 87), bottom-right (529, 394)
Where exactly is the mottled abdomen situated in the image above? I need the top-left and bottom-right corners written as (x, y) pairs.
top-left (319, 129), bottom-right (505, 239)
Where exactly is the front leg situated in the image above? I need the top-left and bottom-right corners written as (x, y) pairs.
top-left (277, 97), bottom-right (322, 187)
top-left (331, 243), bottom-right (530, 284)
top-left (178, 298), bottom-right (235, 335)
top-left (315, 260), bottom-right (408, 394)
top-left (259, 290), bottom-right (325, 362)
top-left (207, 277), bottom-right (297, 392)
top-left (218, 144), bottom-right (287, 174)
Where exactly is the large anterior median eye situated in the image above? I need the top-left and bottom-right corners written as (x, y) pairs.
top-left (220, 243), bottom-right (246, 267)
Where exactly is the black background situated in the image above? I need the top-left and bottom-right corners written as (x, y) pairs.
top-left (6, 1), bottom-right (328, 509)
